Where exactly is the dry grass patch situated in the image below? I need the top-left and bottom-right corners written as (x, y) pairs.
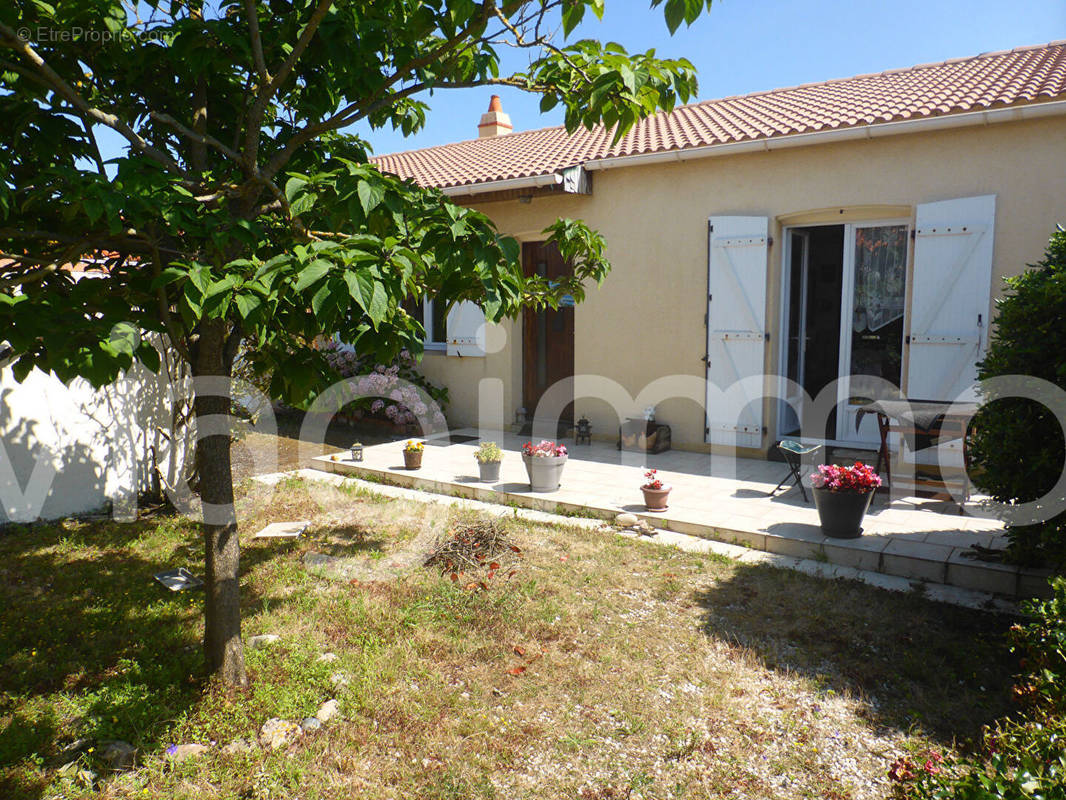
top-left (0, 477), bottom-right (1014, 800)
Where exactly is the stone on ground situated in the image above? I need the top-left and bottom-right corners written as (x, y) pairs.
top-left (221, 739), bottom-right (256, 755)
top-left (259, 718), bottom-right (301, 750)
top-left (615, 513), bottom-right (639, 527)
top-left (247, 633), bottom-right (280, 649)
top-left (316, 652), bottom-right (338, 663)
top-left (254, 521), bottom-right (309, 539)
top-left (315, 699), bottom-right (341, 723)
top-left (300, 717), bottom-right (322, 732)
top-left (167, 743), bottom-right (209, 761)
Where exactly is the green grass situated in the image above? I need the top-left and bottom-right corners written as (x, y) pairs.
top-left (0, 477), bottom-right (1018, 799)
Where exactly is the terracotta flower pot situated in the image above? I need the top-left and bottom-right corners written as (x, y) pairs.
top-left (403, 450), bottom-right (423, 470)
top-left (641, 485), bottom-right (672, 512)
top-left (477, 459), bottom-right (501, 483)
top-left (522, 454), bottom-right (566, 492)
top-left (813, 487), bottom-right (875, 538)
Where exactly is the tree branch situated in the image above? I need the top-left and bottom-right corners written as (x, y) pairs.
top-left (243, 0), bottom-right (272, 86)
top-left (0, 22), bottom-right (184, 176)
top-left (242, 0), bottom-right (333, 166)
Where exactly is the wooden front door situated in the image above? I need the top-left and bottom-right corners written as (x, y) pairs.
top-left (522, 241), bottom-right (575, 425)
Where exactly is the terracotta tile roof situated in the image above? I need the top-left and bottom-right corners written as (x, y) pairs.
top-left (373, 41), bottom-right (1066, 190)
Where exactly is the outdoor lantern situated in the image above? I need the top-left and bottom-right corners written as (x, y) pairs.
top-left (576, 416), bottom-right (592, 445)
top-left (349, 442), bottom-right (364, 462)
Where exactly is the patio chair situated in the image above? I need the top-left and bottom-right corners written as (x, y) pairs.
top-left (768, 440), bottom-right (822, 502)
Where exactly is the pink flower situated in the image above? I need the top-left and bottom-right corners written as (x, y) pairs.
top-left (810, 462), bottom-right (881, 493)
top-left (522, 440), bottom-right (567, 457)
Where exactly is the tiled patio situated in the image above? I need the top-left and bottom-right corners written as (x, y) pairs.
top-left (310, 429), bottom-right (1050, 598)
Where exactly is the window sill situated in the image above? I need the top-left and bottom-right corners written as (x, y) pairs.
top-left (424, 343), bottom-right (447, 354)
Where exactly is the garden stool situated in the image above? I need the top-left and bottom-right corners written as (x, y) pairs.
top-left (769, 440), bottom-right (822, 503)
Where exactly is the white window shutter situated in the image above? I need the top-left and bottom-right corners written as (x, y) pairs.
top-left (446, 301), bottom-right (486, 357)
top-left (906, 195), bottom-right (995, 402)
top-left (705, 216), bottom-right (769, 448)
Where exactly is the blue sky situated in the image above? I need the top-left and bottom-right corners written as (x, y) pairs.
top-left (356, 0), bottom-right (1066, 156)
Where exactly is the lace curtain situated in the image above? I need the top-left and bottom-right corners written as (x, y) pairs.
top-left (852, 225), bottom-right (907, 332)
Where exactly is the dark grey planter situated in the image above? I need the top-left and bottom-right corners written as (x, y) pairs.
top-left (477, 459), bottom-right (501, 483)
top-left (812, 487), bottom-right (875, 538)
top-left (522, 454), bottom-right (567, 492)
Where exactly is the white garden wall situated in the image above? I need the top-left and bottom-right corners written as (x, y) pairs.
top-left (0, 358), bottom-right (186, 523)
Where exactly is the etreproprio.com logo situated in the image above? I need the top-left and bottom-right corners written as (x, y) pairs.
top-left (15, 26), bottom-right (169, 44)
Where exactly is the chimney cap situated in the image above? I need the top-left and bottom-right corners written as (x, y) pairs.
top-left (487, 95), bottom-right (503, 112)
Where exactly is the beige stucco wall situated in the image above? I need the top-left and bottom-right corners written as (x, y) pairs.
top-left (422, 115), bottom-right (1066, 451)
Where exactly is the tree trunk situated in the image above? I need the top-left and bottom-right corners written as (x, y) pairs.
top-left (192, 320), bottom-right (248, 687)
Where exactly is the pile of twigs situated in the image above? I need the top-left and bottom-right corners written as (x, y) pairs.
top-left (423, 519), bottom-right (523, 584)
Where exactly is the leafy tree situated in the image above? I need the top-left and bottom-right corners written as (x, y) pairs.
top-left (970, 228), bottom-right (1066, 567)
top-left (0, 0), bottom-right (712, 685)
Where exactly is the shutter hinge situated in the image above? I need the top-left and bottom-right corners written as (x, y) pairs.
top-left (703, 312), bottom-right (708, 327)
top-left (905, 334), bottom-right (911, 344)
top-left (910, 229), bottom-right (916, 240)
top-left (701, 354), bottom-right (711, 365)
top-left (767, 236), bottom-right (774, 247)
top-left (708, 221), bottom-right (714, 233)
top-left (764, 332), bottom-right (770, 342)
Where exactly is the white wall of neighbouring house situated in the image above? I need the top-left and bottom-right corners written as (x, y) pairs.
top-left (0, 355), bottom-right (187, 524)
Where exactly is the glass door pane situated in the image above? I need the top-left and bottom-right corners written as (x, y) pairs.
top-left (838, 224), bottom-right (908, 443)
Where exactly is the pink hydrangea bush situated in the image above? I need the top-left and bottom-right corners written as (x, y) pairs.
top-left (522, 440), bottom-right (567, 458)
top-left (810, 462), bottom-right (882, 493)
top-left (319, 342), bottom-right (449, 431)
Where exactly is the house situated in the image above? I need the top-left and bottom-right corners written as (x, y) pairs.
top-left (373, 42), bottom-right (1066, 456)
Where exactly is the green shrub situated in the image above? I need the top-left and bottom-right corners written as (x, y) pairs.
top-left (890, 578), bottom-right (1066, 799)
top-left (969, 228), bottom-right (1066, 567)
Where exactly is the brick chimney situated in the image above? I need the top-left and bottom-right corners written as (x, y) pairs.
top-left (477, 95), bottom-right (512, 138)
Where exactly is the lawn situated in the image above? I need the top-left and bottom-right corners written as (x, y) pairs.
top-left (0, 476), bottom-right (1016, 799)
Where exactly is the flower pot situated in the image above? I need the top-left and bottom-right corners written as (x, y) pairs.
top-left (522, 453), bottom-right (567, 492)
top-left (477, 459), bottom-right (501, 483)
top-left (641, 485), bottom-right (672, 512)
top-left (812, 487), bottom-right (875, 538)
top-left (403, 450), bottom-right (423, 470)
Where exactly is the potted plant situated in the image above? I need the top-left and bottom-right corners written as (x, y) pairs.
top-left (810, 462), bottom-right (882, 538)
top-left (521, 440), bottom-right (567, 492)
top-left (475, 441), bottom-right (503, 482)
top-left (402, 439), bottom-right (424, 470)
top-left (640, 469), bottom-right (671, 511)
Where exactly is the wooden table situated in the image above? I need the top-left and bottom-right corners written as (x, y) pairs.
top-left (856, 400), bottom-right (978, 503)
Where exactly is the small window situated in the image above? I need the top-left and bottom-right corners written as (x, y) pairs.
top-left (426, 300), bottom-right (448, 347)
top-left (403, 298), bottom-right (448, 350)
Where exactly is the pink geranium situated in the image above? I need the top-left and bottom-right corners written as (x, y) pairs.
top-left (522, 440), bottom-right (567, 458)
top-left (641, 469), bottom-right (664, 490)
top-left (810, 462), bottom-right (882, 493)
